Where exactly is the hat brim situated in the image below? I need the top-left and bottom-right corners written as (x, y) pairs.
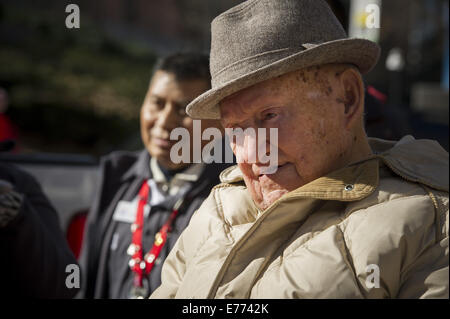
top-left (187, 38), bottom-right (380, 119)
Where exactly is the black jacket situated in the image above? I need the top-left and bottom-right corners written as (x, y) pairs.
top-left (78, 149), bottom-right (231, 298)
top-left (0, 163), bottom-right (79, 298)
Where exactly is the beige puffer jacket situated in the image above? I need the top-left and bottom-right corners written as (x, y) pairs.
top-left (151, 136), bottom-right (449, 298)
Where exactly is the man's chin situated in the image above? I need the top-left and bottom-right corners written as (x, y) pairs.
top-left (257, 163), bottom-right (302, 189)
top-left (146, 148), bottom-right (186, 171)
top-left (254, 189), bottom-right (290, 211)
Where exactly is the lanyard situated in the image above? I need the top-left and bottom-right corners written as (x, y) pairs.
top-left (127, 180), bottom-right (182, 291)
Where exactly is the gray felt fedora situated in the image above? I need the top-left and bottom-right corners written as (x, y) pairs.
top-left (186, 0), bottom-right (381, 119)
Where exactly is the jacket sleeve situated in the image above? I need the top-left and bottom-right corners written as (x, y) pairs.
top-left (0, 165), bottom-right (79, 298)
top-left (397, 190), bottom-right (449, 299)
top-left (397, 237), bottom-right (448, 298)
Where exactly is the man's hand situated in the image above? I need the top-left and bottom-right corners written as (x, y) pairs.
top-left (0, 179), bottom-right (23, 228)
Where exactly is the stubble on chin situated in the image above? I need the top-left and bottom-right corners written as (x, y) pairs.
top-left (259, 188), bottom-right (289, 211)
top-left (244, 175), bottom-right (290, 211)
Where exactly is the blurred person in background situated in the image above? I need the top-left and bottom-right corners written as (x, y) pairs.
top-left (0, 140), bottom-right (79, 298)
top-left (78, 53), bottom-right (232, 299)
top-left (0, 88), bottom-right (19, 151)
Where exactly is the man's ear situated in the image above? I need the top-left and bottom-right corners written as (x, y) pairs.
top-left (338, 67), bottom-right (364, 130)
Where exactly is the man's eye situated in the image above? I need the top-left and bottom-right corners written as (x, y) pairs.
top-left (263, 112), bottom-right (277, 121)
top-left (150, 97), bottom-right (164, 109)
top-left (178, 108), bottom-right (187, 116)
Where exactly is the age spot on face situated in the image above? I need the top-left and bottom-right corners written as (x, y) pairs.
top-left (296, 70), bottom-right (308, 83)
top-left (314, 72), bottom-right (332, 97)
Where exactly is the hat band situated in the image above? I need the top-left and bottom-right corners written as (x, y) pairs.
top-left (211, 46), bottom-right (302, 87)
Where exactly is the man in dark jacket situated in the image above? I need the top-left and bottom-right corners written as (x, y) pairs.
top-left (0, 140), bottom-right (79, 298)
top-left (78, 53), bottom-right (232, 299)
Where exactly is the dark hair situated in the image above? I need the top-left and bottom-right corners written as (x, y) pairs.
top-left (151, 52), bottom-right (211, 85)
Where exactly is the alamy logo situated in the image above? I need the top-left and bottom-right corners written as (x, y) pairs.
top-left (65, 264), bottom-right (80, 289)
top-left (365, 264), bottom-right (380, 289)
top-left (365, 4), bottom-right (380, 29)
top-left (169, 120), bottom-right (279, 174)
top-left (65, 4), bottom-right (80, 29)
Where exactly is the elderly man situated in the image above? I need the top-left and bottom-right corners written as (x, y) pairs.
top-left (151, 0), bottom-right (449, 298)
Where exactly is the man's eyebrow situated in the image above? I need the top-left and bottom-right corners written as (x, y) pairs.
top-left (148, 93), bottom-right (163, 100)
top-left (148, 94), bottom-right (190, 107)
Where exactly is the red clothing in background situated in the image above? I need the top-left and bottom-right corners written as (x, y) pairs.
top-left (0, 113), bottom-right (18, 143)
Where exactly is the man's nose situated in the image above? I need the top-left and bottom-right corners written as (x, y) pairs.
top-left (233, 129), bottom-right (258, 164)
top-left (156, 103), bottom-right (179, 131)
top-left (233, 128), bottom-right (275, 164)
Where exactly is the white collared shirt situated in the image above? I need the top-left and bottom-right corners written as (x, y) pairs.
top-left (149, 157), bottom-right (205, 205)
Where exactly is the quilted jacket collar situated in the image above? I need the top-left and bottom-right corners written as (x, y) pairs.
top-left (372, 135), bottom-right (449, 192)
